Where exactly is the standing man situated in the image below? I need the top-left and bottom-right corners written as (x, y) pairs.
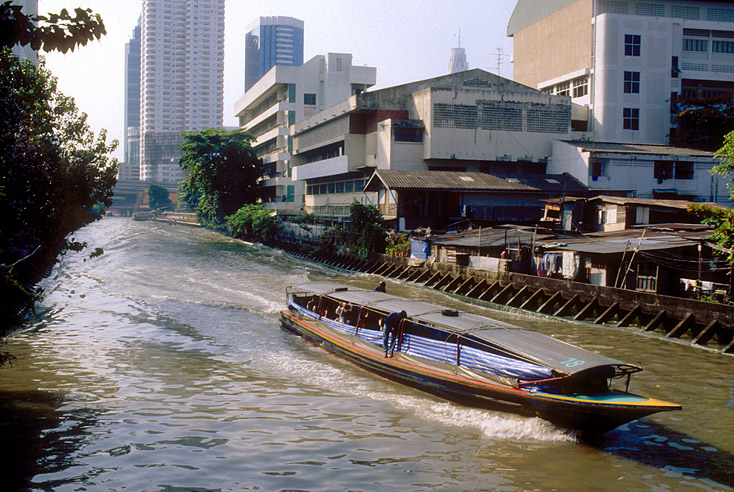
top-left (382, 310), bottom-right (407, 357)
top-left (375, 280), bottom-right (386, 292)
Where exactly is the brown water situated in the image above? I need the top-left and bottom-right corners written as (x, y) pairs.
top-left (1, 217), bottom-right (732, 492)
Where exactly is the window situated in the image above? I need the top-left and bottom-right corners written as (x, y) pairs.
top-left (713, 40), bottom-right (734, 53)
top-left (623, 108), bottom-right (639, 130)
top-left (654, 161), bottom-right (673, 180)
top-left (335, 57), bottom-right (343, 71)
top-left (288, 83), bottom-right (296, 103)
top-left (624, 71), bottom-right (640, 93)
top-left (683, 38), bottom-right (708, 52)
top-left (393, 127), bottom-right (423, 142)
top-left (671, 56), bottom-right (680, 78)
top-left (625, 34), bottom-right (641, 56)
top-left (555, 81), bottom-right (570, 96)
top-left (303, 93), bottom-right (316, 105)
top-left (675, 161), bottom-right (694, 180)
top-left (572, 76), bottom-right (588, 98)
top-left (590, 160), bottom-right (607, 178)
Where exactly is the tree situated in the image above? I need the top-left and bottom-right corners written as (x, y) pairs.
top-left (178, 128), bottom-right (261, 227)
top-left (0, 1), bottom-right (106, 53)
top-left (226, 204), bottom-right (281, 243)
top-left (349, 202), bottom-right (387, 258)
top-left (713, 130), bottom-right (734, 200)
top-left (0, 48), bottom-right (117, 331)
top-left (689, 131), bottom-right (734, 266)
top-left (671, 97), bottom-right (734, 151)
top-left (148, 183), bottom-right (171, 210)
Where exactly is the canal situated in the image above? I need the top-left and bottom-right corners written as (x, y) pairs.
top-left (1, 217), bottom-right (733, 491)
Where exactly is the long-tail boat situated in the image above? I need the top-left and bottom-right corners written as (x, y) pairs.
top-left (280, 282), bottom-right (681, 433)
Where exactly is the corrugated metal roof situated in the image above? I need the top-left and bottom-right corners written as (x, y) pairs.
top-left (365, 170), bottom-right (585, 193)
top-left (430, 227), bottom-right (555, 248)
top-left (537, 231), bottom-right (701, 255)
top-left (563, 140), bottom-right (715, 158)
top-left (366, 170), bottom-right (534, 191)
top-left (493, 173), bottom-right (586, 193)
top-left (588, 195), bottom-right (728, 210)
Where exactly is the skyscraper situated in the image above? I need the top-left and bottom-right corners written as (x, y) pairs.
top-left (123, 20), bottom-right (140, 172)
top-left (10, 1), bottom-right (38, 64)
top-left (448, 46), bottom-right (468, 74)
top-left (448, 31), bottom-right (468, 74)
top-left (245, 16), bottom-right (304, 92)
top-left (139, 0), bottom-right (225, 183)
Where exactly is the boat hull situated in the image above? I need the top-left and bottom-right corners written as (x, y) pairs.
top-left (280, 309), bottom-right (680, 433)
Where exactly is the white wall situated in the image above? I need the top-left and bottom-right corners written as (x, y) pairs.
top-left (593, 14), bottom-right (676, 144)
top-left (549, 141), bottom-right (590, 186)
top-left (411, 87), bottom-right (569, 164)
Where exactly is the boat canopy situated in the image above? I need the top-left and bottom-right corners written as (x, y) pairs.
top-left (287, 282), bottom-right (640, 377)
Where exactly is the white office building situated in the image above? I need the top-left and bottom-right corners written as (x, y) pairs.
top-left (234, 53), bottom-right (376, 215)
top-left (139, 0), bottom-right (224, 183)
top-left (508, 0), bottom-right (734, 144)
top-left (290, 69), bottom-right (576, 222)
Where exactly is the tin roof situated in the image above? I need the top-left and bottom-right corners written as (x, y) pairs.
top-left (562, 141), bottom-right (715, 158)
top-left (536, 228), bottom-right (709, 255)
top-left (587, 195), bottom-right (729, 211)
top-left (364, 170), bottom-right (585, 193)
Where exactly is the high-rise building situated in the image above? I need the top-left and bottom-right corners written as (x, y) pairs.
top-left (10, 1), bottom-right (38, 64)
top-left (245, 16), bottom-right (304, 92)
top-left (139, 0), bottom-right (224, 183)
top-left (234, 53), bottom-right (376, 215)
top-left (448, 47), bottom-right (469, 74)
top-left (124, 20), bottom-right (141, 173)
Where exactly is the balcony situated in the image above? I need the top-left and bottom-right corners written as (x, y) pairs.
top-left (254, 126), bottom-right (289, 148)
top-left (293, 155), bottom-right (349, 181)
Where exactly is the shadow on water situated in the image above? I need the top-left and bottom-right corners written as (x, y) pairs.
top-left (0, 388), bottom-right (100, 491)
top-left (581, 420), bottom-right (734, 489)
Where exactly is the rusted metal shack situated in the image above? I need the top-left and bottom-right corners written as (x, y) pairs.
top-left (272, 240), bottom-right (734, 355)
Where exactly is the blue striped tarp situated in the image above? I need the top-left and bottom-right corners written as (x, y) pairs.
top-left (289, 301), bottom-right (552, 381)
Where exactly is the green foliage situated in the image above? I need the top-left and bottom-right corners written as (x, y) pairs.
top-left (714, 131), bottom-right (734, 201)
top-left (386, 232), bottom-right (411, 257)
top-left (314, 203), bottom-right (387, 259)
top-left (672, 98), bottom-right (734, 151)
top-left (225, 204), bottom-right (281, 243)
top-left (148, 183), bottom-right (171, 210)
top-left (689, 204), bottom-right (734, 264)
top-left (291, 213), bottom-right (324, 224)
top-left (178, 128), bottom-right (261, 228)
top-left (0, 1), bottom-right (106, 53)
top-left (350, 202), bottom-right (387, 256)
top-left (0, 49), bottom-right (117, 332)
top-left (320, 223), bottom-right (344, 253)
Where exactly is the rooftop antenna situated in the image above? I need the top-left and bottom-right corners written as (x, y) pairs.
top-left (494, 47), bottom-right (510, 77)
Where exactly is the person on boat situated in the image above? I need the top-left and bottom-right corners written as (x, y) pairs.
top-left (383, 310), bottom-right (407, 357)
top-left (344, 304), bottom-right (356, 325)
top-left (336, 302), bottom-right (347, 323)
top-left (306, 297), bottom-right (317, 312)
top-left (374, 280), bottom-right (386, 293)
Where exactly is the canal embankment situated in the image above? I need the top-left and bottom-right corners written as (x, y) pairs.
top-left (271, 239), bottom-right (734, 355)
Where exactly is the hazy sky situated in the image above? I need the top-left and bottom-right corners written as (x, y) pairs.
top-left (38, 1), bottom-right (518, 161)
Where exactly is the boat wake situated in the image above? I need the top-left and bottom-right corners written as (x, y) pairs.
top-left (267, 344), bottom-right (574, 443)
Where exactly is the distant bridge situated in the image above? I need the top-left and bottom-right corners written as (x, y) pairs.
top-left (107, 179), bottom-right (180, 216)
